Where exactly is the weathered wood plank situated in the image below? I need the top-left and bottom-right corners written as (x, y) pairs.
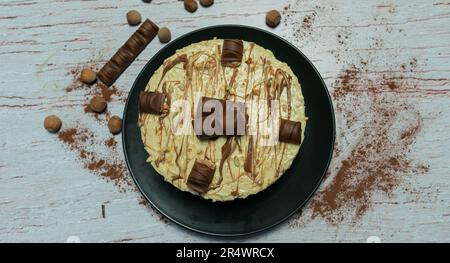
top-left (0, 0), bottom-right (449, 242)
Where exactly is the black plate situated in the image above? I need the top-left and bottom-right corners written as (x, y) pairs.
top-left (123, 25), bottom-right (335, 237)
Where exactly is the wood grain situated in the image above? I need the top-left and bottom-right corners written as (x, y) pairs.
top-left (0, 0), bottom-right (449, 242)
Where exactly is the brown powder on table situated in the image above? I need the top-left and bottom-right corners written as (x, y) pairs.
top-left (57, 123), bottom-right (166, 220)
top-left (64, 62), bottom-right (127, 124)
top-left (290, 60), bottom-right (428, 227)
top-left (58, 59), bottom-right (173, 222)
top-left (301, 13), bottom-right (316, 35)
top-left (105, 137), bottom-right (117, 149)
top-left (65, 63), bottom-right (126, 107)
top-left (60, 65), bottom-right (166, 216)
top-left (282, 5), bottom-right (318, 40)
top-left (57, 63), bottom-right (133, 191)
top-left (138, 196), bottom-right (169, 224)
top-left (58, 126), bottom-right (131, 191)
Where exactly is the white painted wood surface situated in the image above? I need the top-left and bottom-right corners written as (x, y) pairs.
top-left (0, 0), bottom-right (449, 242)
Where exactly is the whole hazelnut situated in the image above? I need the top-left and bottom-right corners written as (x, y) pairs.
top-left (89, 96), bottom-right (107, 113)
top-left (158, 27), bottom-right (172, 43)
top-left (266, 10), bottom-right (281, 28)
top-left (44, 115), bottom-right (62, 133)
top-left (184, 0), bottom-right (198, 13)
top-left (80, 69), bottom-right (97, 84)
top-left (127, 10), bottom-right (142, 26)
top-left (108, 116), bottom-right (122, 134)
top-left (200, 0), bottom-right (214, 7)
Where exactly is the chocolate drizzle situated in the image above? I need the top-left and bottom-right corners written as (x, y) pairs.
top-left (160, 54), bottom-right (188, 86)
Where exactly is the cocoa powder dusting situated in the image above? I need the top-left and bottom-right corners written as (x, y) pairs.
top-left (58, 65), bottom-right (131, 191)
top-left (290, 61), bottom-right (428, 227)
top-left (65, 63), bottom-right (125, 102)
top-left (58, 126), bottom-right (131, 191)
top-left (282, 5), bottom-right (317, 40)
top-left (58, 128), bottom-right (77, 144)
top-left (59, 61), bottom-right (170, 219)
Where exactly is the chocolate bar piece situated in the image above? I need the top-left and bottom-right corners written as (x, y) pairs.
top-left (279, 119), bottom-right (302, 144)
top-left (139, 91), bottom-right (167, 114)
top-left (98, 19), bottom-right (159, 86)
top-left (194, 97), bottom-right (247, 140)
top-left (187, 159), bottom-right (216, 194)
top-left (221, 39), bottom-right (244, 67)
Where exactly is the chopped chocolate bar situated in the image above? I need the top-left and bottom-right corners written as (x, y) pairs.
top-left (139, 91), bottom-right (167, 115)
top-left (221, 39), bottom-right (244, 67)
top-left (187, 159), bottom-right (216, 194)
top-left (279, 118), bottom-right (302, 144)
top-left (98, 19), bottom-right (159, 86)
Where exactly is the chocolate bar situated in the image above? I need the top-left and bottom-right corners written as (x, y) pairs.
top-left (98, 19), bottom-right (159, 86)
top-left (221, 39), bottom-right (244, 68)
top-left (139, 91), bottom-right (167, 115)
top-left (187, 159), bottom-right (216, 194)
top-left (279, 118), bottom-right (302, 144)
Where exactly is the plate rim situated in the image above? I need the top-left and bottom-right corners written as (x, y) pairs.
top-left (122, 24), bottom-right (336, 237)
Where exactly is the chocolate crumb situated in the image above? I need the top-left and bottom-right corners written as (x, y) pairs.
top-left (101, 204), bottom-right (106, 218)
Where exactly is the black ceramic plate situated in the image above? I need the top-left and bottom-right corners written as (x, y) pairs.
top-left (123, 25), bottom-right (335, 236)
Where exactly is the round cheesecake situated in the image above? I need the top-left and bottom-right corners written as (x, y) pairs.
top-left (139, 39), bottom-right (307, 201)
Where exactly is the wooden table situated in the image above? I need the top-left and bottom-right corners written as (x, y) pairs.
top-left (0, 0), bottom-right (449, 242)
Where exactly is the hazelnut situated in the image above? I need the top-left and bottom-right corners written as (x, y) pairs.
top-left (44, 115), bottom-right (62, 133)
top-left (108, 115), bottom-right (122, 134)
top-left (80, 69), bottom-right (97, 84)
top-left (200, 0), bottom-right (214, 7)
top-left (184, 0), bottom-right (198, 13)
top-left (89, 96), bottom-right (107, 113)
top-left (266, 10), bottom-right (281, 28)
top-left (158, 27), bottom-right (172, 43)
top-left (142, 0), bottom-right (152, 3)
top-left (126, 10), bottom-right (142, 26)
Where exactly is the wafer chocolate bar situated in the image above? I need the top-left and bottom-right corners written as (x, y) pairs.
top-left (187, 159), bottom-right (216, 194)
top-left (279, 118), bottom-right (302, 144)
top-left (98, 19), bottom-right (159, 86)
